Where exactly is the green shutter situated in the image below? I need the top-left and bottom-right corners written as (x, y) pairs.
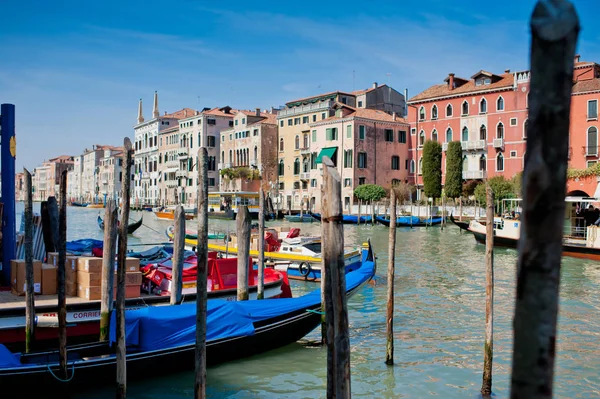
top-left (316, 147), bottom-right (338, 164)
top-left (312, 130), bottom-right (317, 142)
top-left (347, 125), bottom-right (352, 138)
top-left (326, 128), bottom-right (332, 140)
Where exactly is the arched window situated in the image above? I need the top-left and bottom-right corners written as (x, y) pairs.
top-left (229, 150), bottom-right (232, 163)
top-left (221, 151), bottom-right (224, 162)
top-left (497, 96), bottom-right (504, 111)
top-left (480, 98), bottom-right (487, 113)
top-left (479, 155), bottom-right (486, 171)
top-left (419, 130), bottom-right (425, 146)
top-left (145, 133), bottom-right (148, 148)
top-left (497, 153), bottom-right (504, 171)
top-left (587, 127), bottom-right (598, 156)
top-left (446, 128), bottom-right (452, 143)
top-left (523, 119), bottom-right (528, 139)
top-left (295, 135), bottom-right (300, 149)
top-left (278, 159), bottom-right (284, 176)
top-left (479, 125), bottom-right (487, 140)
top-left (432, 129), bottom-right (438, 142)
top-left (462, 126), bottom-right (469, 142)
top-left (462, 155), bottom-right (468, 171)
top-left (419, 106), bottom-right (425, 121)
top-left (409, 159), bottom-right (416, 173)
top-left (293, 158), bottom-right (300, 175)
top-left (418, 158), bottom-right (423, 175)
top-left (432, 105), bottom-right (438, 120)
top-left (446, 104), bottom-right (453, 117)
top-left (254, 146), bottom-right (258, 163)
top-left (279, 138), bottom-right (284, 152)
top-left (303, 157), bottom-right (309, 173)
top-left (462, 101), bottom-right (469, 116)
top-left (303, 133), bottom-right (309, 148)
top-left (497, 122), bottom-right (504, 139)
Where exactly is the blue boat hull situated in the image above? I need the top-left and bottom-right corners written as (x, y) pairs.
top-left (375, 215), bottom-right (444, 227)
top-left (309, 213), bottom-right (372, 224)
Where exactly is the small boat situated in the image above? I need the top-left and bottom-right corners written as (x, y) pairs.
top-left (165, 225), bottom-right (227, 241)
top-left (87, 203), bottom-right (104, 209)
top-left (0, 242), bottom-right (375, 395)
top-left (70, 201), bottom-right (88, 207)
top-left (155, 208), bottom-right (194, 221)
top-left (284, 214), bottom-right (314, 223)
top-left (309, 212), bottom-right (372, 224)
top-left (97, 214), bottom-right (143, 235)
top-left (449, 214), bottom-right (470, 231)
top-left (375, 215), bottom-right (444, 227)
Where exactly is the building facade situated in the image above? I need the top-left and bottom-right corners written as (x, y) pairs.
top-left (158, 125), bottom-right (181, 205)
top-left (31, 155), bottom-right (74, 201)
top-left (98, 146), bottom-right (124, 203)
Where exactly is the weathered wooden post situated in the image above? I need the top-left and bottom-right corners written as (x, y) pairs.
top-left (510, 2), bottom-right (579, 398)
top-left (170, 205), bottom-right (185, 305)
top-left (321, 156), bottom-right (351, 397)
top-left (482, 184), bottom-right (494, 396)
top-left (195, 147), bottom-right (209, 399)
top-left (99, 199), bottom-right (118, 341)
top-left (23, 169), bottom-right (35, 353)
top-left (236, 205), bottom-right (251, 301)
top-left (459, 197), bottom-right (463, 222)
top-left (257, 189), bottom-right (265, 300)
top-left (116, 138), bottom-right (133, 399)
top-left (58, 170), bottom-right (68, 379)
top-left (385, 188), bottom-right (397, 365)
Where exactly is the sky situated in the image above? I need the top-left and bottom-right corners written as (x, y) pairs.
top-left (1, 0), bottom-right (599, 171)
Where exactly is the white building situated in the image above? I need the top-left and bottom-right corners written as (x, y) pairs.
top-left (81, 145), bottom-right (108, 203)
top-left (99, 146), bottom-right (124, 203)
top-left (68, 155), bottom-right (84, 201)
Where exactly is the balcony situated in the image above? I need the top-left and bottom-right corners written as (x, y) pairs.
top-left (102, 179), bottom-right (108, 185)
top-left (166, 180), bottom-right (178, 188)
top-left (300, 147), bottom-right (311, 155)
top-left (442, 143), bottom-right (448, 151)
top-left (219, 163), bottom-right (232, 169)
top-left (176, 170), bottom-right (188, 178)
top-left (300, 172), bottom-right (310, 180)
top-left (461, 140), bottom-right (486, 151)
top-left (493, 138), bottom-right (504, 148)
top-left (178, 148), bottom-right (189, 159)
top-left (165, 160), bottom-right (178, 169)
top-left (584, 146), bottom-right (598, 157)
top-left (141, 172), bottom-right (150, 179)
top-left (462, 170), bottom-right (487, 180)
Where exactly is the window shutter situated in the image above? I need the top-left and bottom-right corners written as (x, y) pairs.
top-left (326, 128), bottom-right (332, 140)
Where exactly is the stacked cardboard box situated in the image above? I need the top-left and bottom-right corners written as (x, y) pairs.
top-left (46, 252), bottom-right (78, 295)
top-left (10, 259), bottom-right (42, 296)
top-left (76, 257), bottom-right (142, 301)
top-left (41, 264), bottom-right (57, 295)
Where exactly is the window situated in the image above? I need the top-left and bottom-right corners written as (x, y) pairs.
top-left (479, 155), bottom-right (486, 171)
top-left (476, 77), bottom-right (491, 86)
top-left (409, 159), bottom-right (415, 173)
top-left (497, 123), bottom-right (504, 139)
top-left (344, 178), bottom-right (352, 187)
top-left (344, 150), bottom-right (353, 168)
top-left (432, 105), bottom-right (438, 120)
top-left (287, 119), bottom-right (292, 126)
top-left (496, 153), bottom-right (504, 171)
top-left (446, 104), bottom-right (453, 117)
top-left (303, 116), bottom-right (309, 124)
top-left (253, 129), bottom-right (258, 136)
top-left (432, 129), bottom-right (438, 142)
top-left (321, 112), bottom-right (326, 120)
top-left (418, 158), bottom-right (422, 175)
top-left (295, 135), bottom-right (300, 149)
top-left (385, 129), bottom-right (394, 142)
top-left (311, 179), bottom-right (317, 187)
top-left (419, 106), bottom-right (425, 121)
top-left (229, 121), bottom-right (234, 127)
top-left (326, 128), bottom-right (338, 140)
top-left (497, 96), bottom-right (504, 111)
top-left (480, 98), bottom-right (487, 114)
top-left (207, 136), bottom-right (216, 147)
top-left (312, 115), bottom-right (317, 122)
top-left (302, 158), bottom-right (309, 173)
top-left (280, 120), bottom-right (284, 127)
top-left (303, 134), bottom-right (309, 148)
top-left (462, 126), bottom-right (469, 142)
top-left (510, 151), bottom-right (517, 158)
top-left (462, 155), bottom-right (468, 171)
top-left (279, 138), bottom-right (284, 152)
top-left (347, 125), bottom-right (352, 138)
top-left (278, 160), bottom-right (284, 176)
top-left (358, 177), bottom-right (366, 185)
top-left (588, 127), bottom-right (598, 155)
top-left (235, 120), bottom-right (238, 126)
top-left (419, 130), bottom-right (425, 146)
top-left (359, 125), bottom-right (366, 140)
top-left (358, 101), bottom-right (363, 107)
top-left (311, 152), bottom-right (317, 169)
top-left (479, 125), bottom-right (487, 140)
top-left (587, 160), bottom-right (597, 168)
top-left (589, 100), bottom-right (598, 119)
top-left (405, 159), bottom-right (409, 170)
top-left (462, 101), bottom-right (469, 116)
top-left (398, 130), bottom-right (407, 143)
top-left (446, 128), bottom-right (452, 143)
top-left (411, 128), bottom-right (416, 135)
top-left (510, 118), bottom-right (517, 126)
top-left (293, 158), bottom-right (300, 175)
top-left (523, 120), bottom-right (528, 139)
top-left (358, 152), bottom-right (367, 169)
top-left (208, 178), bottom-right (215, 186)
top-left (312, 130), bottom-right (317, 142)
top-left (391, 156), bottom-right (400, 170)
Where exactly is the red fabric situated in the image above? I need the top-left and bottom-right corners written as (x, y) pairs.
top-left (277, 270), bottom-right (292, 298)
top-left (265, 232), bottom-right (280, 252)
top-left (286, 228), bottom-right (300, 239)
top-left (92, 247), bottom-right (103, 257)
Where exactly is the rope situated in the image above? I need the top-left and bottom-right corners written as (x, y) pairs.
top-left (306, 309), bottom-right (325, 315)
top-left (141, 223), bottom-right (164, 236)
top-left (46, 362), bottom-right (75, 383)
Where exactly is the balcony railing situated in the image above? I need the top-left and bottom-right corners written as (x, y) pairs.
top-left (176, 170), bottom-right (188, 178)
top-left (300, 147), bottom-right (311, 155)
top-left (462, 170), bottom-right (487, 180)
top-left (165, 160), bottom-right (178, 169)
top-left (493, 138), bottom-right (504, 148)
top-left (461, 140), bottom-right (486, 151)
top-left (300, 172), bottom-right (310, 180)
top-left (166, 180), bottom-right (178, 188)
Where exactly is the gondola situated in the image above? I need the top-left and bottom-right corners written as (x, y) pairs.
top-left (309, 212), bottom-right (372, 224)
top-left (449, 214), bottom-right (470, 231)
top-left (375, 215), bottom-right (444, 227)
top-left (97, 214), bottom-right (143, 234)
top-left (0, 242), bottom-right (376, 396)
top-left (70, 201), bottom-right (88, 207)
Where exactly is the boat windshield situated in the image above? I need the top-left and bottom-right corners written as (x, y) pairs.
top-left (303, 242), bottom-right (321, 254)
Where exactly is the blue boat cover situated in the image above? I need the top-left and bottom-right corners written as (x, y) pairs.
top-left (0, 345), bottom-right (23, 368)
top-left (66, 239), bottom-right (104, 254)
top-left (108, 248), bottom-right (375, 352)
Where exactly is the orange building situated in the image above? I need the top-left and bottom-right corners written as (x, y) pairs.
top-left (408, 55), bottom-right (600, 199)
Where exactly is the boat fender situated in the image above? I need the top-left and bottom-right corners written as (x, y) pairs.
top-left (299, 262), bottom-right (311, 277)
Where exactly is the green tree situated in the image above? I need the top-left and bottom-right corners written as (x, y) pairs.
top-left (422, 140), bottom-right (442, 199)
top-left (445, 141), bottom-right (463, 199)
top-left (474, 176), bottom-right (517, 205)
top-left (354, 184), bottom-right (387, 202)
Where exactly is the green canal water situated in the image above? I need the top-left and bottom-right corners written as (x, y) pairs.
top-left (15, 203), bottom-right (600, 398)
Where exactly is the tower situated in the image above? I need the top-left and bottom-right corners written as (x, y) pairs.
top-left (152, 91), bottom-right (159, 119)
top-left (137, 98), bottom-right (144, 124)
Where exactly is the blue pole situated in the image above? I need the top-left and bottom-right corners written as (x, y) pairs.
top-left (1, 104), bottom-right (16, 287)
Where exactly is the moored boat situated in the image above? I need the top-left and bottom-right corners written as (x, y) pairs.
top-left (154, 208), bottom-right (194, 221)
top-left (309, 212), bottom-right (372, 224)
top-left (97, 214), bottom-right (143, 234)
top-left (375, 215), bottom-right (444, 227)
top-left (449, 214), bottom-right (470, 231)
top-left (283, 214), bottom-right (314, 223)
top-left (70, 201), bottom-right (88, 207)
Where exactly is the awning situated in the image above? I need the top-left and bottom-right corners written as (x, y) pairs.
top-left (316, 147), bottom-right (338, 164)
top-left (164, 167), bottom-right (178, 173)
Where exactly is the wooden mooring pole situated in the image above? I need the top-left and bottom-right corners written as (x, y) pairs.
top-left (481, 184), bottom-right (494, 396)
top-left (23, 169), bottom-right (35, 353)
top-left (58, 170), bottom-right (68, 379)
top-left (116, 138), bottom-right (133, 399)
top-left (321, 156), bottom-right (351, 397)
top-left (100, 199), bottom-right (118, 341)
top-left (257, 189), bottom-right (265, 300)
top-left (195, 147), bottom-right (209, 399)
top-left (171, 205), bottom-right (185, 305)
top-left (510, 2), bottom-right (579, 398)
top-left (385, 189), bottom-right (397, 365)
top-left (237, 205), bottom-right (251, 301)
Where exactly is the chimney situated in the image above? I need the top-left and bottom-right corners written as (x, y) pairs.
top-left (392, 111), bottom-right (397, 121)
top-left (505, 69), bottom-right (511, 73)
top-left (195, 110), bottom-right (199, 115)
top-left (184, 110), bottom-right (187, 117)
top-left (152, 91), bottom-right (159, 118)
top-left (137, 98), bottom-right (144, 124)
top-left (448, 73), bottom-right (455, 90)
top-left (575, 54), bottom-right (581, 63)
top-left (255, 107), bottom-right (260, 117)
top-left (372, 82), bottom-right (378, 89)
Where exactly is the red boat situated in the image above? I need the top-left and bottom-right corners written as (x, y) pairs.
top-left (0, 253), bottom-right (291, 352)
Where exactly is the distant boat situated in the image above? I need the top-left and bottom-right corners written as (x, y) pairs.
top-left (165, 225), bottom-right (227, 241)
top-left (70, 201), bottom-right (88, 207)
top-left (154, 208), bottom-right (194, 221)
top-left (283, 214), bottom-right (314, 223)
top-left (449, 214), bottom-right (470, 231)
top-left (87, 203), bottom-right (104, 209)
top-left (309, 212), bottom-right (372, 224)
top-left (375, 215), bottom-right (444, 227)
top-left (97, 214), bottom-right (143, 234)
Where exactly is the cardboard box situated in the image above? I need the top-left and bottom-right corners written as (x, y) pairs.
top-left (41, 264), bottom-right (57, 295)
top-left (77, 284), bottom-right (101, 301)
top-left (77, 257), bottom-right (103, 273)
top-left (66, 281), bottom-right (77, 296)
top-left (47, 252), bottom-right (58, 266)
top-left (114, 258), bottom-right (141, 273)
top-left (10, 259), bottom-right (42, 296)
top-left (77, 271), bottom-right (102, 287)
top-left (114, 271), bottom-right (143, 286)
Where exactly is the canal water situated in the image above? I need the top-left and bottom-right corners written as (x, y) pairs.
top-left (15, 203), bottom-right (600, 398)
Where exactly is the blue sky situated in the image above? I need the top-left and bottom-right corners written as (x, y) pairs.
top-left (2, 0), bottom-right (599, 171)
